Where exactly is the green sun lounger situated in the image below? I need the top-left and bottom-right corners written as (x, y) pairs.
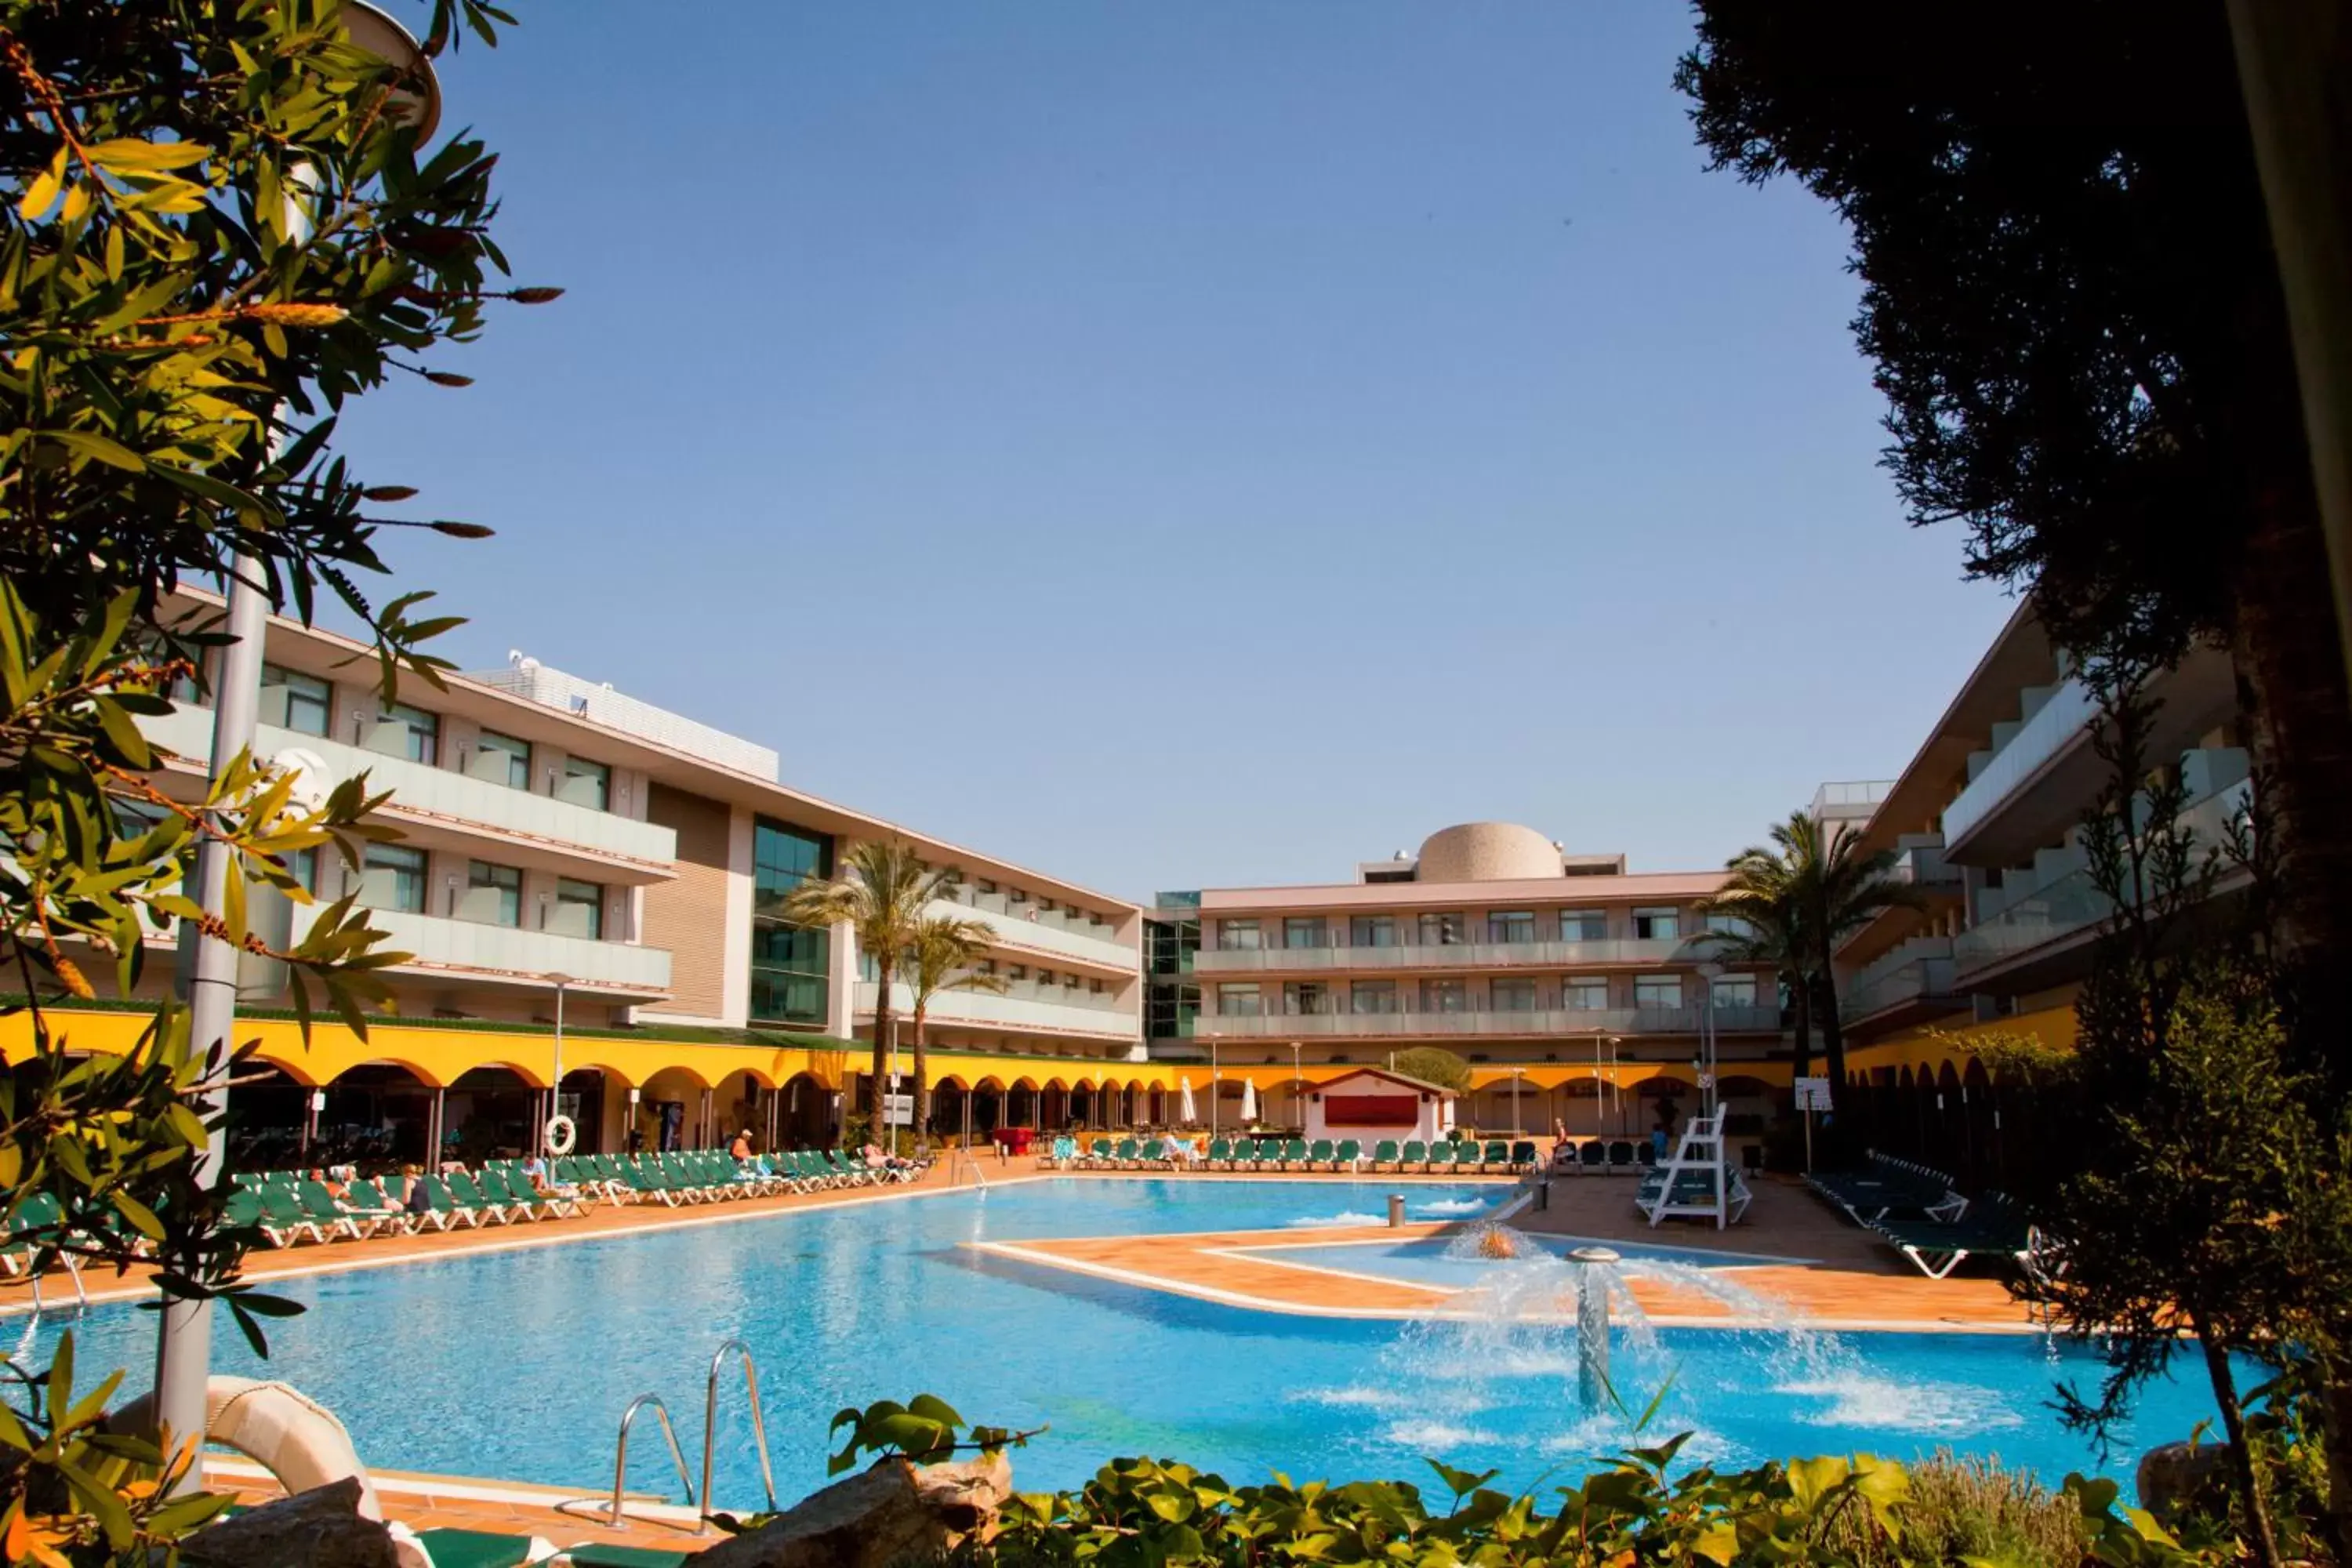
top-left (1335, 1139), bottom-right (1363, 1171)
top-left (565, 1544), bottom-right (695, 1568)
top-left (1207, 1138), bottom-right (1232, 1169)
top-left (410, 1526), bottom-right (543, 1568)
top-left (1370, 1140), bottom-right (1399, 1170)
top-left (1280, 1138), bottom-right (1308, 1170)
top-left (1399, 1140), bottom-right (1426, 1171)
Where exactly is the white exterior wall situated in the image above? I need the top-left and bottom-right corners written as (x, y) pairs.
top-left (1301, 1084), bottom-right (1454, 1145)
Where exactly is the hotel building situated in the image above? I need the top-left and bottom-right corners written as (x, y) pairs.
top-left (1146, 821), bottom-right (1788, 1143)
top-left (43, 597), bottom-right (1157, 1163)
top-left (1831, 603), bottom-right (2249, 1180)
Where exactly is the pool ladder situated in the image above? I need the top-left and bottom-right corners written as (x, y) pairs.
top-left (607, 1338), bottom-right (780, 1534)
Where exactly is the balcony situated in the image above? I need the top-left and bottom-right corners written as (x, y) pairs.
top-left (1887, 841), bottom-right (1962, 889)
top-left (1940, 679), bottom-right (2097, 858)
top-left (1839, 946), bottom-right (1960, 1025)
top-left (1190, 1004), bottom-right (1783, 1039)
top-left (1190, 937), bottom-right (1688, 975)
top-left (854, 980), bottom-right (1138, 1041)
top-left (143, 704), bottom-right (677, 874)
top-left (341, 907), bottom-right (671, 998)
top-left (937, 891), bottom-right (1134, 969)
top-left (1953, 778), bottom-right (2253, 981)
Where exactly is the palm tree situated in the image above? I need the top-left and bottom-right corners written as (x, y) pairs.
top-left (776, 838), bottom-right (960, 1127)
top-left (1691, 893), bottom-right (1813, 1078)
top-left (1701, 811), bottom-right (1917, 1102)
top-left (904, 913), bottom-right (1008, 1138)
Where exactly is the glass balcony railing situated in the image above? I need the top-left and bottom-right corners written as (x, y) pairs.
top-left (1953, 779), bottom-right (2252, 977)
top-left (1941, 679), bottom-right (2097, 850)
top-left (1839, 955), bottom-right (1958, 1021)
top-left (1191, 937), bottom-right (1687, 973)
top-left (337, 907), bottom-right (671, 995)
top-left (854, 980), bottom-right (1137, 1038)
top-left (1191, 1005), bottom-right (1782, 1039)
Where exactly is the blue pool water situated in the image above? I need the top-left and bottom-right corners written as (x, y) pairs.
top-left (15, 1180), bottom-right (2214, 1508)
top-left (1269, 1233), bottom-right (1821, 1287)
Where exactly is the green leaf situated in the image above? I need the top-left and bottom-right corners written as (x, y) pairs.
top-left (43, 430), bottom-right (147, 473)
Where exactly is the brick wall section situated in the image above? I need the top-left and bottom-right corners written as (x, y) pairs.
top-left (643, 784), bottom-right (731, 1018)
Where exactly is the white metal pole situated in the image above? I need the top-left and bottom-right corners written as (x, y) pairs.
top-left (549, 977), bottom-right (567, 1154)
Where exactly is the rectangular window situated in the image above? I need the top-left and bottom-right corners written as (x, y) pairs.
top-left (748, 818), bottom-right (834, 1027)
top-left (285, 846), bottom-right (320, 895)
top-left (1283, 982), bottom-right (1329, 1015)
top-left (460, 860), bottom-right (522, 927)
top-left (1220, 919), bottom-right (1261, 951)
top-left (1486, 910), bottom-right (1536, 945)
top-left (1633, 906), bottom-right (1681, 941)
top-left (1417, 912), bottom-right (1466, 946)
top-left (1563, 976), bottom-right (1610, 1011)
top-left (558, 755), bottom-right (611, 811)
top-left (1703, 913), bottom-right (1753, 938)
top-left (1419, 978), bottom-right (1467, 1013)
top-left (260, 663), bottom-right (332, 737)
top-left (360, 843), bottom-right (427, 914)
top-left (1089, 977), bottom-right (1105, 996)
top-left (1218, 983), bottom-right (1263, 1018)
top-left (1350, 980), bottom-right (1397, 1014)
top-left (1283, 916), bottom-right (1327, 949)
top-left (1490, 978), bottom-right (1537, 1011)
top-left (1711, 975), bottom-right (1759, 1009)
top-left (471, 729), bottom-right (532, 789)
top-left (1007, 964), bottom-right (1029, 982)
top-left (364, 699), bottom-right (438, 764)
top-left (1634, 974), bottom-right (1682, 1008)
top-left (1349, 914), bottom-right (1396, 948)
top-left (550, 877), bottom-right (603, 940)
top-left (1038, 968), bottom-right (1056, 987)
top-left (1559, 909), bottom-right (1607, 942)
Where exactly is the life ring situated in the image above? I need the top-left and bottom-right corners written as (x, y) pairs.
top-left (543, 1113), bottom-right (577, 1156)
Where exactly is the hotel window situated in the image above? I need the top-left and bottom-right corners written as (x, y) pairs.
top-left (1220, 920), bottom-right (1262, 951)
top-left (360, 843), bottom-right (427, 914)
top-left (1563, 976), bottom-right (1610, 1011)
top-left (372, 699), bottom-right (439, 764)
top-left (1419, 978), bottom-right (1467, 1013)
top-left (1704, 913), bottom-right (1754, 939)
top-left (1038, 969), bottom-right (1056, 987)
top-left (1007, 964), bottom-right (1029, 981)
top-left (260, 663), bottom-right (331, 737)
top-left (1711, 975), bottom-right (1759, 1009)
top-left (1634, 974), bottom-right (1683, 1009)
top-left (1490, 978), bottom-right (1537, 1011)
top-left (461, 860), bottom-right (523, 927)
top-left (550, 877), bottom-right (603, 940)
top-left (1009, 887), bottom-right (1029, 906)
top-left (1632, 906), bottom-right (1681, 941)
top-left (472, 728), bottom-right (531, 789)
top-left (749, 817), bottom-right (834, 1027)
top-left (1486, 910), bottom-right (1536, 945)
top-left (977, 960), bottom-right (997, 976)
top-left (1350, 980), bottom-right (1398, 1014)
top-left (1283, 982), bottom-right (1329, 1016)
top-left (1218, 983), bottom-right (1263, 1018)
top-left (1349, 914), bottom-right (1396, 948)
top-left (558, 755), bottom-right (611, 811)
top-left (282, 846), bottom-right (320, 895)
top-left (1283, 916), bottom-right (1327, 949)
top-left (1065, 974), bottom-right (1081, 992)
top-left (977, 879), bottom-right (997, 895)
top-left (1089, 978), bottom-right (1105, 996)
top-left (1559, 909), bottom-right (1607, 942)
top-left (1417, 911), bottom-right (1467, 946)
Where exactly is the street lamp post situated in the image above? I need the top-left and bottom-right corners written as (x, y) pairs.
top-left (151, 5), bottom-right (441, 1480)
top-left (546, 973), bottom-right (572, 1155)
top-left (1290, 1040), bottom-right (1301, 1130)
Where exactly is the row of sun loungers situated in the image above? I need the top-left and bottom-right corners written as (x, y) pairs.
top-left (218, 1149), bottom-right (920, 1249)
top-left (1804, 1151), bottom-right (2034, 1277)
top-left (1044, 1135), bottom-right (1541, 1173)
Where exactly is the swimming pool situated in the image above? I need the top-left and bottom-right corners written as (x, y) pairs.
top-left (16, 1180), bottom-right (2215, 1508)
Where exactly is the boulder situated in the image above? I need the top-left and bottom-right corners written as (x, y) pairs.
top-left (176, 1478), bottom-right (398, 1568)
top-left (2136, 1440), bottom-right (2232, 1523)
top-left (695, 1454), bottom-right (1013, 1568)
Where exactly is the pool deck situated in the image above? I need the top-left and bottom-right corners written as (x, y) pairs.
top-left (968, 1173), bottom-right (2038, 1333)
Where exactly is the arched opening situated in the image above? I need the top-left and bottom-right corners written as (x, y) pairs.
top-left (1147, 1084), bottom-right (1165, 1125)
top-left (641, 1065), bottom-right (713, 1152)
top-left (314, 1062), bottom-right (441, 1169)
top-left (1041, 1080), bottom-right (1069, 1130)
top-left (223, 1062), bottom-right (316, 1172)
top-left (1626, 1075), bottom-right (1692, 1142)
top-left (445, 1065), bottom-right (543, 1164)
top-left (970, 1076), bottom-right (1006, 1140)
top-left (777, 1072), bottom-right (834, 1149)
top-left (930, 1075), bottom-right (969, 1142)
top-left (1007, 1078), bottom-right (1039, 1131)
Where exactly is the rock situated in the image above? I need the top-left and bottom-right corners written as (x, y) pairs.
top-left (696, 1455), bottom-right (1013, 1568)
top-left (2136, 1440), bottom-right (2232, 1522)
top-left (176, 1478), bottom-right (398, 1568)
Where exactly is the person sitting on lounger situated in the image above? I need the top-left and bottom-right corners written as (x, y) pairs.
top-left (399, 1165), bottom-right (430, 1219)
top-left (730, 1129), bottom-right (754, 1160)
top-left (520, 1152), bottom-right (579, 1200)
top-left (311, 1167), bottom-right (352, 1205)
top-left (861, 1142), bottom-right (913, 1174)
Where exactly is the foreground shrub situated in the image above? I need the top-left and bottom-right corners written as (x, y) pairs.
top-left (1825, 1450), bottom-right (2088, 1566)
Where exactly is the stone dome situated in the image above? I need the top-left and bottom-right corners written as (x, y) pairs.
top-left (1415, 822), bottom-right (1561, 883)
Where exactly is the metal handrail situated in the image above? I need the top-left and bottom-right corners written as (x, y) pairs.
top-left (701, 1338), bottom-right (778, 1533)
top-left (610, 1392), bottom-right (695, 1526)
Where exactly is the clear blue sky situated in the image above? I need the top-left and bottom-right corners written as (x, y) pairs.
top-left (337, 2), bottom-right (2016, 901)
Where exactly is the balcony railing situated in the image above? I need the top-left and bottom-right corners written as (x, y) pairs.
top-left (1888, 842), bottom-right (1962, 888)
top-left (1941, 679), bottom-right (2097, 851)
top-left (144, 704), bottom-right (677, 869)
top-left (1190, 1004), bottom-right (1783, 1039)
top-left (1839, 956), bottom-right (1959, 1022)
top-left (938, 891), bottom-right (1134, 966)
top-left (339, 907), bottom-right (671, 995)
top-left (1191, 937), bottom-right (1688, 974)
top-left (854, 980), bottom-right (1138, 1039)
top-left (1952, 779), bottom-right (2253, 978)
